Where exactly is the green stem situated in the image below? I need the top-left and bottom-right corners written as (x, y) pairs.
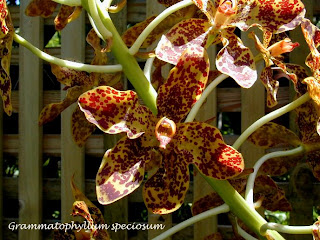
top-left (245, 146), bottom-right (305, 206)
top-left (185, 73), bottom-right (227, 122)
top-left (152, 204), bottom-right (230, 240)
top-left (51, 0), bottom-right (81, 6)
top-left (13, 33), bottom-right (122, 73)
top-left (261, 223), bottom-right (313, 235)
top-left (203, 177), bottom-right (285, 240)
top-left (128, 0), bottom-right (194, 55)
top-left (83, 0), bottom-right (158, 114)
top-left (232, 93), bottom-right (311, 150)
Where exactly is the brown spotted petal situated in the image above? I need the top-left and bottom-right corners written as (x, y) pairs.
top-left (157, 46), bottom-right (209, 122)
top-left (313, 218), bottom-right (320, 240)
top-left (143, 151), bottom-right (190, 214)
top-left (230, 0), bottom-right (305, 33)
top-left (258, 155), bottom-right (301, 177)
top-left (286, 64), bottom-right (308, 95)
top-left (0, 8), bottom-right (13, 116)
top-left (97, 136), bottom-right (153, 205)
top-left (0, 0), bottom-right (9, 38)
top-left (54, 5), bottom-right (82, 31)
top-left (216, 31), bottom-right (257, 88)
top-left (301, 18), bottom-right (320, 73)
top-left (248, 122), bottom-right (301, 148)
top-left (155, 18), bottom-right (210, 65)
top-left (296, 101), bottom-right (319, 142)
top-left (71, 179), bottom-right (110, 240)
top-left (25, 0), bottom-right (58, 18)
top-left (303, 77), bottom-right (320, 107)
top-left (71, 108), bottom-right (96, 147)
top-left (260, 67), bottom-right (279, 108)
top-left (78, 86), bottom-right (155, 139)
top-left (174, 122), bottom-right (244, 180)
top-left (39, 86), bottom-right (89, 125)
top-left (51, 63), bottom-right (92, 87)
top-left (306, 147), bottom-right (320, 181)
top-left (191, 0), bottom-right (217, 25)
top-left (254, 175), bottom-right (292, 211)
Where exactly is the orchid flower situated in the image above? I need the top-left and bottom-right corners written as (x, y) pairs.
top-left (0, 0), bottom-right (13, 116)
top-left (249, 31), bottom-right (300, 107)
top-left (39, 29), bottom-right (122, 146)
top-left (78, 46), bottom-right (244, 214)
top-left (25, 0), bottom-right (82, 30)
top-left (156, 0), bottom-right (305, 88)
top-left (248, 101), bottom-right (320, 181)
top-left (301, 18), bottom-right (320, 135)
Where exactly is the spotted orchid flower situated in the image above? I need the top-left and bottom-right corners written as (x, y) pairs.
top-left (78, 46), bottom-right (244, 214)
top-left (25, 0), bottom-right (82, 30)
top-left (249, 31), bottom-right (300, 107)
top-left (248, 101), bottom-right (320, 181)
top-left (301, 18), bottom-right (320, 135)
top-left (0, 0), bottom-right (13, 116)
top-left (156, 0), bottom-right (305, 88)
top-left (39, 29), bottom-right (122, 147)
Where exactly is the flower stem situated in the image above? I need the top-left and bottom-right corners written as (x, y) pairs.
top-left (245, 146), bottom-right (305, 206)
top-left (261, 223), bottom-right (313, 235)
top-left (185, 73), bottom-right (227, 122)
top-left (203, 176), bottom-right (286, 240)
top-left (83, 0), bottom-right (158, 115)
top-left (13, 33), bottom-right (123, 73)
top-left (128, 0), bottom-right (194, 56)
top-left (232, 93), bottom-right (311, 150)
top-left (152, 204), bottom-right (230, 240)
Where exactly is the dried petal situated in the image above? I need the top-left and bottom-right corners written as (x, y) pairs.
top-left (78, 86), bottom-right (155, 139)
top-left (25, 0), bottom-right (58, 18)
top-left (71, 108), bottom-right (96, 147)
top-left (157, 46), bottom-right (209, 122)
top-left (96, 137), bottom-right (153, 204)
top-left (39, 86), bottom-right (89, 125)
top-left (174, 122), bottom-right (244, 179)
top-left (156, 18), bottom-right (210, 65)
top-left (216, 31), bottom-right (257, 88)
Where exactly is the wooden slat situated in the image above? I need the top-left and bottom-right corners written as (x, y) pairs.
top-left (240, 31), bottom-right (265, 168)
top-left (18, 1), bottom-right (43, 239)
top-left (60, 13), bottom-right (86, 223)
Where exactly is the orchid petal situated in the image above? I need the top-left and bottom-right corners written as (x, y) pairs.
top-left (39, 86), bottom-right (90, 125)
top-left (143, 151), bottom-right (190, 214)
top-left (71, 108), bottom-right (96, 147)
top-left (157, 46), bottom-right (209, 122)
top-left (174, 122), bottom-right (244, 179)
top-left (303, 77), bottom-right (320, 107)
top-left (155, 18), bottom-right (210, 65)
top-left (258, 155), bottom-right (301, 176)
top-left (25, 0), bottom-right (58, 18)
top-left (0, 0), bottom-right (9, 37)
top-left (0, 5), bottom-right (13, 116)
top-left (54, 5), bottom-right (82, 31)
top-left (248, 122), bottom-right (301, 148)
top-left (78, 86), bottom-right (155, 138)
top-left (286, 63), bottom-right (308, 95)
top-left (255, 175), bottom-right (292, 211)
top-left (96, 137), bottom-right (153, 204)
top-left (87, 28), bottom-right (109, 66)
top-left (260, 67), bottom-right (280, 108)
top-left (123, 6), bottom-right (196, 48)
top-left (231, 0), bottom-right (305, 33)
top-left (216, 31), bottom-right (257, 88)
top-left (51, 63), bottom-right (92, 87)
top-left (191, 0), bottom-right (217, 25)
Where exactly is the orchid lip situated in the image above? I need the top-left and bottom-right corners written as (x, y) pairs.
top-left (155, 117), bottom-right (177, 149)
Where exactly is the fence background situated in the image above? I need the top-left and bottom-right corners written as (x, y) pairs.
top-left (1, 0), bottom-right (320, 239)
